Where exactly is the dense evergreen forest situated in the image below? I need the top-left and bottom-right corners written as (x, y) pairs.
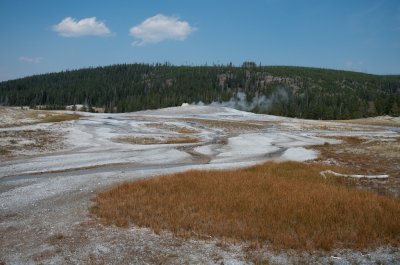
top-left (0, 63), bottom-right (399, 119)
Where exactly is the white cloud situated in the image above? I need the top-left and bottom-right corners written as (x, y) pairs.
top-left (52, 17), bottom-right (111, 37)
top-left (129, 14), bottom-right (196, 46)
top-left (19, 56), bottom-right (43, 64)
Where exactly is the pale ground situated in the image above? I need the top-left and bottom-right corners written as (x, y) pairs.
top-left (0, 106), bottom-right (399, 264)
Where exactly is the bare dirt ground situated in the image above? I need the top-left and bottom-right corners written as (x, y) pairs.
top-left (0, 106), bottom-right (399, 264)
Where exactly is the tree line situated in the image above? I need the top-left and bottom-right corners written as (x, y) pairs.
top-left (0, 63), bottom-right (399, 119)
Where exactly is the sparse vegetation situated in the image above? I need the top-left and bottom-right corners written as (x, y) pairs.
top-left (164, 138), bottom-right (199, 144)
top-left (0, 129), bottom-right (64, 156)
top-left (23, 111), bottom-right (81, 123)
top-left (146, 123), bottom-right (199, 134)
top-left (313, 136), bottom-right (400, 196)
top-left (41, 113), bottom-right (81, 123)
top-left (338, 116), bottom-right (400, 127)
top-left (0, 108), bottom-right (81, 128)
top-left (91, 161), bottom-right (400, 251)
top-left (181, 118), bottom-right (266, 132)
top-left (0, 149), bottom-right (10, 155)
top-left (114, 136), bottom-right (199, 145)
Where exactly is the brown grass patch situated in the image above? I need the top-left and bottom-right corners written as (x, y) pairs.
top-left (41, 113), bottom-right (81, 123)
top-left (313, 136), bottom-right (400, 196)
top-left (146, 123), bottom-right (199, 134)
top-left (0, 109), bottom-right (81, 128)
top-left (0, 129), bottom-right (64, 156)
top-left (115, 136), bottom-right (199, 145)
top-left (91, 161), bottom-right (400, 251)
top-left (165, 138), bottom-right (199, 144)
top-left (335, 136), bottom-right (364, 145)
top-left (338, 117), bottom-right (400, 127)
top-left (46, 233), bottom-right (66, 245)
top-left (180, 118), bottom-right (267, 132)
top-left (18, 111), bottom-right (81, 123)
top-left (0, 148), bottom-right (11, 155)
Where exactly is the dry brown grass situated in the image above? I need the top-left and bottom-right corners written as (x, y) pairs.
top-left (338, 117), bottom-right (400, 127)
top-left (164, 138), bottom-right (199, 144)
top-left (114, 136), bottom-right (199, 145)
top-left (91, 161), bottom-right (400, 251)
top-left (315, 136), bottom-right (399, 175)
top-left (0, 129), bottom-right (64, 157)
top-left (313, 136), bottom-right (400, 196)
top-left (1, 109), bottom-right (81, 128)
top-left (180, 118), bottom-right (267, 132)
top-left (146, 123), bottom-right (199, 134)
top-left (0, 149), bottom-right (11, 156)
top-left (41, 113), bottom-right (81, 123)
top-left (335, 136), bottom-right (364, 145)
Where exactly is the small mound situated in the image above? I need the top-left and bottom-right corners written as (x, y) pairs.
top-left (91, 162), bottom-right (400, 251)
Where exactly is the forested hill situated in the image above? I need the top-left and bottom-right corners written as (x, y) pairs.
top-left (0, 63), bottom-right (399, 120)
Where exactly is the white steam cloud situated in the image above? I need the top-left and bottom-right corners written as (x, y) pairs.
top-left (195, 89), bottom-right (288, 112)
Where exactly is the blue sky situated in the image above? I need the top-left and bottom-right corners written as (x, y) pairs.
top-left (0, 0), bottom-right (399, 81)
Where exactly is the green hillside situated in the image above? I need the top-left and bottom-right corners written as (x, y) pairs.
top-left (0, 63), bottom-right (399, 119)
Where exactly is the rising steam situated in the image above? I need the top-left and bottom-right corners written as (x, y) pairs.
top-left (195, 88), bottom-right (288, 112)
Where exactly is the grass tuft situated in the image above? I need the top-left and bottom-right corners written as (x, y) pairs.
top-left (91, 161), bottom-right (400, 251)
top-left (41, 113), bottom-right (81, 123)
